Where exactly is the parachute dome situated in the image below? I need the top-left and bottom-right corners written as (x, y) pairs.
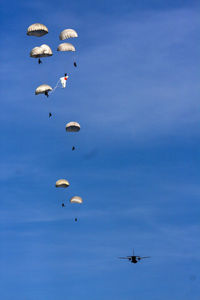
top-left (70, 196), bottom-right (83, 204)
top-left (30, 44), bottom-right (53, 58)
top-left (55, 179), bottom-right (70, 188)
top-left (59, 29), bottom-right (78, 40)
top-left (27, 23), bottom-right (48, 37)
top-left (35, 84), bottom-right (52, 95)
top-left (57, 43), bottom-right (75, 52)
top-left (66, 122), bottom-right (81, 132)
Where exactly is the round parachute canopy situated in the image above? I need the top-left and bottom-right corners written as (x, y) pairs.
top-left (30, 44), bottom-right (53, 58)
top-left (70, 196), bottom-right (83, 204)
top-left (27, 23), bottom-right (48, 37)
top-left (55, 179), bottom-right (70, 188)
top-left (59, 29), bottom-right (78, 40)
top-left (66, 122), bottom-right (81, 132)
top-left (35, 84), bottom-right (52, 95)
top-left (57, 43), bottom-right (75, 52)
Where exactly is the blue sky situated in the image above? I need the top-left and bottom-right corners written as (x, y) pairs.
top-left (1, 0), bottom-right (200, 299)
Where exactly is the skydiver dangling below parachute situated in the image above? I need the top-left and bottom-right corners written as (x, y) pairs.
top-left (35, 73), bottom-right (69, 98)
top-left (65, 122), bottom-right (80, 151)
top-left (70, 196), bottom-right (83, 222)
top-left (30, 44), bottom-right (53, 64)
top-left (35, 84), bottom-right (52, 97)
top-left (58, 29), bottom-right (78, 68)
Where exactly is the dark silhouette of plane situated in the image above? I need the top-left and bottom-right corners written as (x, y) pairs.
top-left (119, 248), bottom-right (150, 264)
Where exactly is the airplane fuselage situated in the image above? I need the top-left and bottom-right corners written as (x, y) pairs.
top-left (131, 256), bottom-right (138, 263)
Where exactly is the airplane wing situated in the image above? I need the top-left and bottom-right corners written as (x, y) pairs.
top-left (137, 256), bottom-right (151, 260)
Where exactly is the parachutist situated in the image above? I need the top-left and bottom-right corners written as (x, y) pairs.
top-left (30, 45), bottom-right (52, 62)
top-left (71, 197), bottom-right (82, 221)
top-left (74, 62), bottom-right (77, 67)
top-left (72, 146), bottom-right (75, 151)
top-left (49, 112), bottom-right (52, 118)
top-left (44, 91), bottom-right (49, 97)
top-left (35, 84), bottom-right (52, 96)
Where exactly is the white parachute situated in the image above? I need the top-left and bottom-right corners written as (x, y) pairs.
top-left (59, 29), bottom-right (78, 40)
top-left (70, 196), bottom-right (83, 204)
top-left (57, 43), bottom-right (76, 52)
top-left (27, 23), bottom-right (48, 37)
top-left (55, 179), bottom-right (70, 188)
top-left (66, 122), bottom-right (81, 132)
top-left (30, 44), bottom-right (53, 58)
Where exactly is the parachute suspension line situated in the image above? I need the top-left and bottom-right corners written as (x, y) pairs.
top-left (49, 79), bottom-right (61, 95)
top-left (49, 75), bottom-right (68, 96)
